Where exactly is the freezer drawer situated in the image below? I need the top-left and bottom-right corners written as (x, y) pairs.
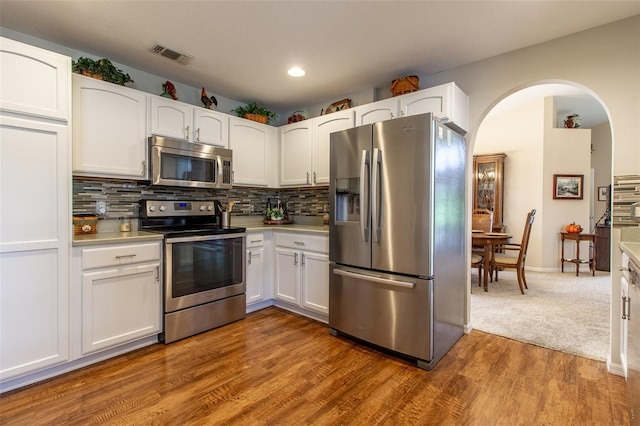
top-left (329, 264), bottom-right (433, 366)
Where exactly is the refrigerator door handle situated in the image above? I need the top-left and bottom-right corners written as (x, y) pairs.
top-left (360, 149), bottom-right (370, 242)
top-left (333, 268), bottom-right (415, 289)
top-left (371, 148), bottom-right (382, 242)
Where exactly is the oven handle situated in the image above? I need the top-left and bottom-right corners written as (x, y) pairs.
top-left (165, 232), bottom-right (246, 244)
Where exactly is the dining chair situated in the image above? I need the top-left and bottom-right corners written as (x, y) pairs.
top-left (471, 253), bottom-right (484, 286)
top-left (491, 209), bottom-right (537, 294)
top-left (472, 208), bottom-right (494, 232)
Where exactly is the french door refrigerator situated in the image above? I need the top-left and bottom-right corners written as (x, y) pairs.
top-left (329, 112), bottom-right (466, 370)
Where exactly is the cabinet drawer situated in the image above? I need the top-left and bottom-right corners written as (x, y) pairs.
top-left (246, 232), bottom-right (265, 248)
top-left (275, 233), bottom-right (328, 253)
top-left (82, 242), bottom-right (161, 270)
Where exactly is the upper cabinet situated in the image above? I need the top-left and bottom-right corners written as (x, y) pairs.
top-left (399, 82), bottom-right (468, 133)
top-left (354, 97), bottom-right (400, 126)
top-left (229, 117), bottom-right (277, 187)
top-left (72, 74), bottom-right (148, 179)
top-left (279, 109), bottom-right (354, 187)
top-left (150, 96), bottom-right (229, 147)
top-left (0, 37), bottom-right (70, 121)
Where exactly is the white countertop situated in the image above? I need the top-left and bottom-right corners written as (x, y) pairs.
top-left (620, 241), bottom-right (640, 266)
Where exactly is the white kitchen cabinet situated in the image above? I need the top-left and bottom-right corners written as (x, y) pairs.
top-left (279, 120), bottom-right (313, 186)
top-left (72, 74), bottom-right (148, 179)
top-left (150, 96), bottom-right (229, 147)
top-left (312, 109), bottom-right (355, 185)
top-left (274, 233), bottom-right (329, 318)
top-left (354, 97), bottom-right (400, 126)
top-left (229, 117), bottom-right (277, 186)
top-left (0, 37), bottom-right (71, 383)
top-left (399, 82), bottom-right (469, 133)
top-left (246, 232), bottom-right (266, 305)
top-left (0, 37), bottom-right (70, 121)
top-left (279, 109), bottom-right (354, 187)
top-left (193, 108), bottom-right (229, 147)
top-left (79, 242), bottom-right (162, 355)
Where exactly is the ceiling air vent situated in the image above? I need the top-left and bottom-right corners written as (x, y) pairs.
top-left (150, 44), bottom-right (193, 65)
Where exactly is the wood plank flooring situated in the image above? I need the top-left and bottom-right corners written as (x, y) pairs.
top-left (0, 307), bottom-right (632, 425)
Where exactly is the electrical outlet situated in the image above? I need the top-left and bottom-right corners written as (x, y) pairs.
top-left (96, 201), bottom-right (107, 216)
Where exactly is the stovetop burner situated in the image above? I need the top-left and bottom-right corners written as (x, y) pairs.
top-left (139, 199), bottom-right (245, 236)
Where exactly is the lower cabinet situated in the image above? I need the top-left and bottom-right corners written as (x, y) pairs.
top-left (77, 242), bottom-right (162, 355)
top-left (274, 232), bottom-right (329, 318)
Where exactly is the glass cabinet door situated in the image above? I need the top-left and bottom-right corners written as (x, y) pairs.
top-left (473, 153), bottom-right (506, 230)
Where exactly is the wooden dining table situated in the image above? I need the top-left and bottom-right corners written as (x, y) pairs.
top-left (472, 231), bottom-right (513, 291)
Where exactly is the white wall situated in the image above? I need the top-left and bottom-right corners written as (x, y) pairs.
top-left (591, 122), bottom-right (613, 225)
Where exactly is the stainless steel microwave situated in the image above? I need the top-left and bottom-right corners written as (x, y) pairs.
top-left (149, 135), bottom-right (232, 189)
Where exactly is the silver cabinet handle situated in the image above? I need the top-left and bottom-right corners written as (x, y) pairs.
top-left (294, 241), bottom-right (305, 246)
top-left (250, 239), bottom-right (263, 244)
top-left (306, 172), bottom-right (310, 184)
top-left (302, 253), bottom-right (306, 266)
top-left (248, 250), bottom-right (252, 265)
top-left (155, 266), bottom-right (160, 281)
top-left (333, 268), bottom-right (415, 289)
top-left (294, 252), bottom-right (298, 266)
top-left (232, 170), bottom-right (235, 184)
top-left (185, 125), bottom-right (190, 140)
top-left (196, 128), bottom-right (201, 142)
top-left (141, 160), bottom-right (146, 176)
top-left (115, 254), bottom-right (136, 260)
top-left (313, 171), bottom-right (317, 184)
top-left (623, 296), bottom-right (631, 320)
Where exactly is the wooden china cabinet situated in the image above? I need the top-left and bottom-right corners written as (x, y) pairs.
top-left (473, 153), bottom-right (506, 231)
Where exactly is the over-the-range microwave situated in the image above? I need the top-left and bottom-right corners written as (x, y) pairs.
top-left (148, 135), bottom-right (232, 189)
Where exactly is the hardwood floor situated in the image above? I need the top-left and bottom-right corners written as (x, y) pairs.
top-left (0, 307), bottom-right (632, 425)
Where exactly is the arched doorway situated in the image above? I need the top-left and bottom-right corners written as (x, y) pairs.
top-left (469, 82), bottom-right (612, 361)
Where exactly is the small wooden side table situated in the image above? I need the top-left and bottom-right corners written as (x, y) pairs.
top-left (560, 232), bottom-right (597, 276)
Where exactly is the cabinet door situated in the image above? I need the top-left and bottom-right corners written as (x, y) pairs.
top-left (0, 37), bottom-right (70, 121)
top-left (301, 251), bottom-right (329, 314)
top-left (72, 74), bottom-right (147, 179)
top-left (274, 247), bottom-right (299, 304)
top-left (355, 98), bottom-right (400, 126)
top-left (0, 118), bottom-right (70, 380)
top-left (400, 85), bottom-right (448, 118)
top-left (473, 153), bottom-right (506, 229)
top-left (194, 109), bottom-right (229, 147)
top-left (246, 247), bottom-right (265, 304)
top-left (82, 263), bottom-right (161, 354)
top-left (313, 109), bottom-right (354, 185)
top-left (150, 96), bottom-right (192, 140)
top-left (230, 117), bottom-right (276, 186)
top-left (279, 121), bottom-right (313, 186)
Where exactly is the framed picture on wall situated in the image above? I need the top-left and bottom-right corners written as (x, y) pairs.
top-left (553, 174), bottom-right (584, 200)
top-left (598, 186), bottom-right (608, 201)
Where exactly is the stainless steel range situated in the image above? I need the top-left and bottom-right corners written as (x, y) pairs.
top-left (139, 199), bottom-right (246, 343)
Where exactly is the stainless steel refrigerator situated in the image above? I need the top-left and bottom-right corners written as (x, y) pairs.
top-left (328, 112), bottom-right (466, 370)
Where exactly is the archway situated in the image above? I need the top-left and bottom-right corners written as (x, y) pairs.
top-left (468, 81), bottom-right (612, 361)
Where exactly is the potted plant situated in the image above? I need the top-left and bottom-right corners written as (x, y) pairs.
top-left (72, 57), bottom-right (134, 86)
top-left (233, 102), bottom-right (277, 124)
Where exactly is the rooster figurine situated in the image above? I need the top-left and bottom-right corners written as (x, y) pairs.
top-left (201, 87), bottom-right (218, 109)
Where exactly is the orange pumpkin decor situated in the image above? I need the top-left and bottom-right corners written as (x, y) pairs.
top-left (565, 222), bottom-right (583, 234)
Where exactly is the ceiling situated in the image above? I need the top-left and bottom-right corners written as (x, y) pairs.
top-left (1, 1), bottom-right (638, 121)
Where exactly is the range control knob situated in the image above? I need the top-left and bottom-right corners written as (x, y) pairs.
top-left (207, 205), bottom-right (213, 211)
top-left (148, 206), bottom-right (156, 212)
top-left (199, 205), bottom-right (206, 211)
top-left (159, 205), bottom-right (166, 212)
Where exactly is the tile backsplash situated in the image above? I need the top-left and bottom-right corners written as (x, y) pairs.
top-left (73, 177), bottom-right (329, 220)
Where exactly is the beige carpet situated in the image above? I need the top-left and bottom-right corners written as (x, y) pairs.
top-left (471, 269), bottom-right (610, 361)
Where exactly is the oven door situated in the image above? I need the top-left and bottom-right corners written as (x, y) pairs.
top-left (165, 233), bottom-right (245, 312)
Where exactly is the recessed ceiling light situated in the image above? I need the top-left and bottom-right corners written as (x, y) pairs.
top-left (288, 67), bottom-right (306, 77)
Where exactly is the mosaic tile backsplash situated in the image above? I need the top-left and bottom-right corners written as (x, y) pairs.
top-left (73, 178), bottom-right (329, 220)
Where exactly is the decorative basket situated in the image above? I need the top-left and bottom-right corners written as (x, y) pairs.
top-left (391, 75), bottom-right (420, 97)
top-left (244, 113), bottom-right (269, 124)
top-left (73, 215), bottom-right (98, 236)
